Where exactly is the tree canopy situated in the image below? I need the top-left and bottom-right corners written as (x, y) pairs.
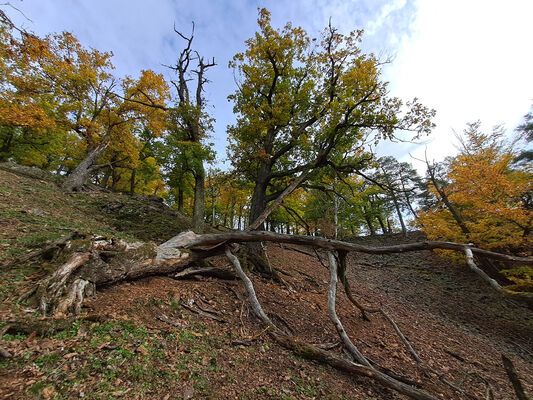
top-left (227, 9), bottom-right (435, 227)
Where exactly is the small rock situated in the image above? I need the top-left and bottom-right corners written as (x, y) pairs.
top-left (0, 347), bottom-right (12, 358)
top-left (182, 384), bottom-right (194, 399)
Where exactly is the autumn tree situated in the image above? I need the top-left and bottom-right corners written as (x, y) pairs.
top-left (164, 25), bottom-right (216, 233)
top-left (228, 9), bottom-right (434, 235)
top-left (0, 25), bottom-right (66, 165)
top-left (418, 122), bottom-right (533, 250)
top-left (0, 23), bottom-right (170, 190)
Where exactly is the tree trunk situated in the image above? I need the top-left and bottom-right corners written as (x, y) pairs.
top-left (130, 168), bottom-right (136, 194)
top-left (100, 167), bottom-right (111, 188)
top-left (24, 231), bottom-right (217, 316)
top-left (426, 164), bottom-right (470, 237)
top-left (192, 167), bottom-right (205, 233)
top-left (177, 186), bottom-right (184, 212)
top-left (249, 165), bottom-right (270, 230)
top-left (26, 230), bottom-right (533, 316)
top-left (391, 192), bottom-right (407, 237)
top-left (62, 142), bottom-right (109, 191)
top-left (376, 215), bottom-right (387, 235)
top-left (0, 131), bottom-right (14, 161)
top-left (362, 206), bottom-right (376, 236)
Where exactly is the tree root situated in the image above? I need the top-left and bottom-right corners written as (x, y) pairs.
top-left (501, 354), bottom-right (527, 400)
top-left (225, 246), bottom-right (439, 400)
top-left (335, 251), bottom-right (470, 396)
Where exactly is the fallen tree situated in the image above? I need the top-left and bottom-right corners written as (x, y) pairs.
top-left (18, 230), bottom-right (533, 400)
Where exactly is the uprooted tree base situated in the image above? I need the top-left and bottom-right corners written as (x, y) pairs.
top-left (18, 230), bottom-right (533, 399)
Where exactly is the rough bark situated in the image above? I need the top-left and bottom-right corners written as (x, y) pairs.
top-left (62, 142), bottom-right (109, 191)
top-left (192, 169), bottom-right (205, 233)
top-left (24, 232), bottom-right (217, 316)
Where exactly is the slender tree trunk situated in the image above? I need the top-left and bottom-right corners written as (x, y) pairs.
top-left (333, 191), bottom-right (339, 239)
top-left (100, 167), bottom-right (111, 189)
top-left (391, 192), bottom-right (407, 237)
top-left (376, 215), bottom-right (387, 235)
top-left (426, 162), bottom-right (470, 237)
top-left (362, 206), bottom-right (376, 236)
top-left (229, 201), bottom-right (235, 230)
top-left (0, 131), bottom-right (14, 161)
top-left (177, 186), bottom-right (184, 212)
top-left (193, 167), bottom-right (205, 233)
top-left (111, 168), bottom-right (120, 191)
top-left (62, 142), bottom-right (109, 191)
top-left (129, 168), bottom-right (136, 195)
top-left (211, 192), bottom-right (216, 227)
top-left (404, 192), bottom-right (420, 222)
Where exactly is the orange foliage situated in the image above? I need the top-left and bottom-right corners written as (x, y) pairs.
top-left (418, 124), bottom-right (532, 252)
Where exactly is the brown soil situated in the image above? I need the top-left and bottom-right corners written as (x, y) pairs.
top-left (3, 240), bottom-right (532, 399)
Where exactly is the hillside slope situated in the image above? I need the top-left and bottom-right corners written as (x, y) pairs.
top-left (0, 168), bottom-right (532, 399)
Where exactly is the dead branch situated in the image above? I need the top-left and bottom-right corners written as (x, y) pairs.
top-left (335, 253), bottom-right (469, 396)
top-left (174, 265), bottom-right (236, 280)
top-left (224, 246), bottom-right (439, 400)
top-left (327, 251), bottom-right (371, 366)
top-left (181, 302), bottom-right (226, 323)
top-left (179, 231), bottom-right (533, 266)
top-left (501, 354), bottom-right (528, 400)
top-left (464, 248), bottom-right (502, 291)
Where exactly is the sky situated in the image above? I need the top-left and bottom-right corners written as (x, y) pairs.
top-left (7, 0), bottom-right (533, 172)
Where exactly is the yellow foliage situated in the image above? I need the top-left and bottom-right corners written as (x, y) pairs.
top-left (418, 124), bottom-right (532, 252)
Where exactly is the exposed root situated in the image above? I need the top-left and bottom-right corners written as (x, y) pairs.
top-left (29, 252), bottom-right (92, 316)
top-left (336, 252), bottom-right (468, 396)
top-left (225, 246), bottom-right (439, 400)
top-left (327, 251), bottom-right (370, 366)
top-left (501, 354), bottom-right (527, 400)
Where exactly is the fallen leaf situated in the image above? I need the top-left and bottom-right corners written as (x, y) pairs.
top-left (42, 386), bottom-right (57, 400)
top-left (136, 345), bottom-right (149, 356)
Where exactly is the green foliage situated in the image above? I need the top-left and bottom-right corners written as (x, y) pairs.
top-left (228, 9), bottom-right (435, 222)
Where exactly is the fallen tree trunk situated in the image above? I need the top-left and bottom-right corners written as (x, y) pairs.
top-left (22, 232), bottom-right (221, 315)
top-left (225, 245), bottom-right (439, 400)
top-left (24, 230), bottom-right (533, 316)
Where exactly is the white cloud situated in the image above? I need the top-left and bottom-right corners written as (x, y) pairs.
top-left (381, 0), bottom-right (533, 169)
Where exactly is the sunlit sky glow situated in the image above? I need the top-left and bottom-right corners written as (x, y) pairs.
top-left (8, 0), bottom-right (533, 171)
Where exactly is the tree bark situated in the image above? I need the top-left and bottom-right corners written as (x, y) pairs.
top-left (28, 230), bottom-right (533, 316)
top-left (193, 168), bottom-right (205, 233)
top-left (130, 168), bottom-right (136, 194)
top-left (391, 192), bottom-right (407, 237)
top-left (62, 142), bottom-right (109, 191)
top-left (426, 161), bottom-right (470, 237)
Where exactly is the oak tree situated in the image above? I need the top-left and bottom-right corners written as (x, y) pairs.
top-left (228, 9), bottom-right (435, 232)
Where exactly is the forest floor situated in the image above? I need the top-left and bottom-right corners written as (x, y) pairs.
top-left (0, 167), bottom-right (532, 400)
